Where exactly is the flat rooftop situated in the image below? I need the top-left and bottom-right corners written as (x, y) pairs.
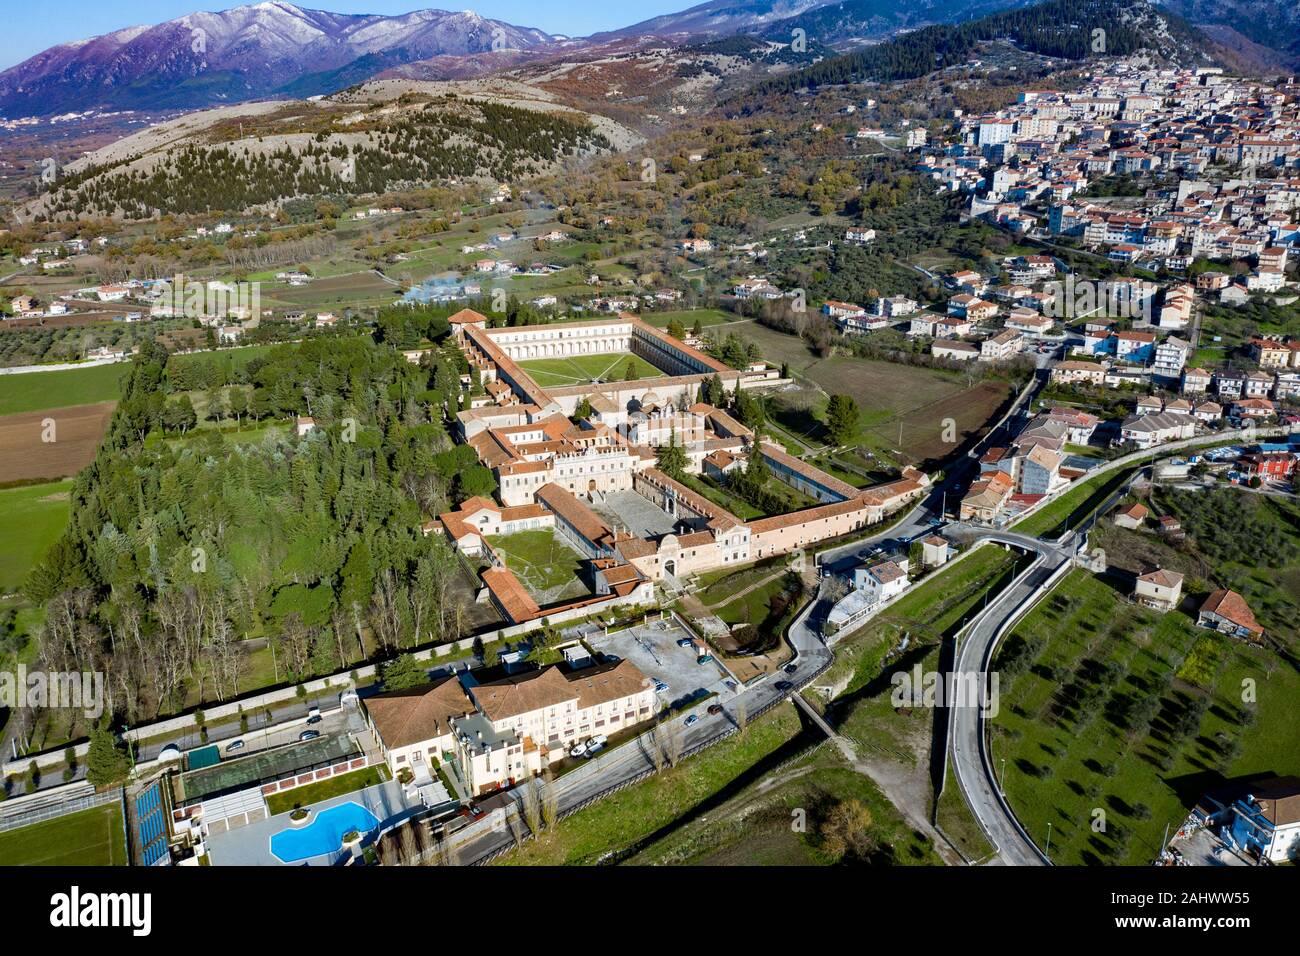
top-left (176, 733), bottom-right (359, 804)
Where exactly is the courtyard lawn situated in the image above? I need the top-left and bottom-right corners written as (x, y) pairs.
top-left (990, 568), bottom-right (1300, 866)
top-left (676, 473), bottom-right (763, 521)
top-left (0, 362), bottom-right (127, 415)
top-left (0, 803), bottom-right (127, 866)
top-left (515, 352), bottom-right (663, 388)
top-left (488, 529), bottom-right (588, 598)
top-left (0, 479), bottom-right (73, 591)
top-left (265, 766), bottom-right (390, 816)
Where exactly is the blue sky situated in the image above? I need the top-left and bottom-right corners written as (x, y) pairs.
top-left (1, 1), bottom-right (692, 70)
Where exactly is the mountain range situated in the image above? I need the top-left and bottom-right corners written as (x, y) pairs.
top-left (0, 2), bottom-right (559, 116)
top-left (1, 0), bottom-right (1293, 120)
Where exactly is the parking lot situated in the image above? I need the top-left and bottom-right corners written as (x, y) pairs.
top-left (586, 619), bottom-right (739, 714)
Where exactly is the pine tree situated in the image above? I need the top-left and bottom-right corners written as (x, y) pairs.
top-left (86, 727), bottom-right (131, 789)
top-left (826, 394), bottom-right (859, 446)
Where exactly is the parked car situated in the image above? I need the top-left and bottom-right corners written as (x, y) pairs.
top-left (697, 654), bottom-right (714, 665)
top-left (677, 638), bottom-right (694, 648)
top-left (775, 680), bottom-right (793, 691)
top-left (584, 734), bottom-right (608, 756)
top-left (569, 743), bottom-right (588, 758)
top-left (306, 707), bottom-right (322, 725)
top-left (684, 714), bottom-right (699, 726)
top-left (225, 739), bottom-right (246, 753)
top-left (784, 663), bottom-right (798, 674)
top-left (299, 730), bottom-right (321, 741)
top-left (652, 678), bottom-right (668, 693)
top-left (724, 681), bottom-right (737, 692)
top-left (707, 704), bottom-right (723, 716)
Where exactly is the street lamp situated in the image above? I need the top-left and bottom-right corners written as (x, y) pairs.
top-left (1045, 821), bottom-right (1052, 860)
top-left (999, 757), bottom-right (1006, 793)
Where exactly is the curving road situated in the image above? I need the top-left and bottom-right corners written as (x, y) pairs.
top-left (946, 529), bottom-right (1078, 865)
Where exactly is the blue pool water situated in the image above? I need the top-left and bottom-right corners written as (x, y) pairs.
top-left (270, 802), bottom-right (380, 863)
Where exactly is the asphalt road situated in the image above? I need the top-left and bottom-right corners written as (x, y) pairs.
top-left (947, 530), bottom-right (1079, 865)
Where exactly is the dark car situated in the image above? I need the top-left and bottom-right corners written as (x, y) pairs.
top-left (784, 663), bottom-right (798, 674)
top-left (707, 704), bottom-right (723, 716)
top-left (298, 730), bottom-right (321, 741)
top-left (775, 680), bottom-right (793, 691)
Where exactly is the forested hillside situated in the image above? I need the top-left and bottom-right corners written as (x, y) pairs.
top-left (35, 96), bottom-right (612, 220)
top-left (751, 0), bottom-right (1210, 94)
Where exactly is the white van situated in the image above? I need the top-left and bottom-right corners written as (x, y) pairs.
top-left (584, 734), bottom-right (608, 756)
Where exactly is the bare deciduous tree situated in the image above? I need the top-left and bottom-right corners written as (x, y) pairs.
top-left (518, 778), bottom-right (543, 835)
top-left (540, 773), bottom-right (559, 831)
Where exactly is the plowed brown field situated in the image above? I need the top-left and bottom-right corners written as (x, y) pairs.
top-left (0, 401), bottom-right (114, 483)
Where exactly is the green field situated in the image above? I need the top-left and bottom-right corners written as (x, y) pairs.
top-left (825, 543), bottom-right (1025, 693)
top-left (730, 320), bottom-right (1012, 465)
top-left (641, 309), bottom-right (738, 330)
top-left (515, 352), bottom-right (663, 388)
top-left (626, 758), bottom-right (942, 866)
top-left (693, 557), bottom-right (787, 606)
top-left (494, 704), bottom-right (805, 865)
top-left (826, 544), bottom-right (1026, 774)
top-left (991, 568), bottom-right (1300, 866)
top-left (0, 363), bottom-right (127, 415)
top-left (0, 803), bottom-right (127, 866)
top-left (0, 479), bottom-right (73, 591)
top-left (487, 529), bottom-right (588, 601)
top-left (714, 574), bottom-right (795, 628)
top-left (1012, 467), bottom-right (1134, 538)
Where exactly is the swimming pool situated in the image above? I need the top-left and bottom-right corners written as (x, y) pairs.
top-left (270, 802), bottom-right (380, 864)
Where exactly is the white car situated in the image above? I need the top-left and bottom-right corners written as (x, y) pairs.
top-left (569, 743), bottom-right (588, 758)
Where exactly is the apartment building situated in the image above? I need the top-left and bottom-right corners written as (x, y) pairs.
top-left (457, 661), bottom-right (656, 794)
